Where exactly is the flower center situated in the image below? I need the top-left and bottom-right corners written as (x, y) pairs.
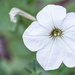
top-left (50, 28), bottom-right (62, 37)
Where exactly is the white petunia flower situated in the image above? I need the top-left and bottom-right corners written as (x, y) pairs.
top-left (22, 4), bottom-right (75, 70)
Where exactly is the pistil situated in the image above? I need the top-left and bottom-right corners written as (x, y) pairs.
top-left (50, 28), bottom-right (62, 37)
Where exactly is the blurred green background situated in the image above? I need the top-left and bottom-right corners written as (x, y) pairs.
top-left (0, 0), bottom-right (75, 75)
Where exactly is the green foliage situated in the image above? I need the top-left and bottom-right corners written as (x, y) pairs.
top-left (0, 0), bottom-right (75, 75)
top-left (41, 0), bottom-right (61, 3)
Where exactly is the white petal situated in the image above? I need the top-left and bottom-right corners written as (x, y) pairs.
top-left (62, 26), bottom-right (75, 40)
top-left (36, 37), bottom-right (66, 70)
top-left (23, 21), bottom-right (50, 36)
top-left (62, 35), bottom-right (75, 55)
top-left (59, 14), bottom-right (75, 55)
top-left (62, 12), bottom-right (75, 31)
top-left (23, 36), bottom-right (50, 51)
top-left (58, 35), bottom-right (75, 68)
top-left (36, 4), bottom-right (66, 30)
top-left (63, 52), bottom-right (75, 68)
top-left (59, 26), bottom-right (75, 68)
top-left (22, 21), bottom-right (50, 51)
top-left (61, 35), bottom-right (75, 67)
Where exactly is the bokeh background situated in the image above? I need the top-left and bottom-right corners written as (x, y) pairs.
top-left (0, 0), bottom-right (75, 75)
